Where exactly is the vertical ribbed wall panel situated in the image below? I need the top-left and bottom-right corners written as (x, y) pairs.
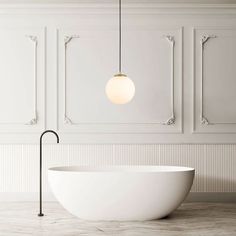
top-left (0, 145), bottom-right (23, 192)
top-left (159, 145), bottom-right (205, 192)
top-left (0, 144), bottom-right (235, 193)
top-left (113, 144), bottom-right (161, 165)
top-left (68, 144), bottom-right (113, 166)
top-left (43, 144), bottom-right (69, 192)
top-left (21, 145), bottom-right (38, 192)
top-left (205, 145), bottom-right (236, 192)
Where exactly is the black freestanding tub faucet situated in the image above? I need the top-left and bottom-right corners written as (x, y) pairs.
top-left (38, 130), bottom-right (60, 217)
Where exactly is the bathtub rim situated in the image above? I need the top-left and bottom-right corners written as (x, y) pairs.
top-left (48, 165), bottom-right (195, 173)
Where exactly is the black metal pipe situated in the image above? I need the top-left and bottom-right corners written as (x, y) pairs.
top-left (38, 130), bottom-right (59, 217)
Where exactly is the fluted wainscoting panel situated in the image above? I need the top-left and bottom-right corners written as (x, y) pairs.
top-left (205, 145), bottom-right (236, 192)
top-left (0, 144), bottom-right (235, 195)
top-left (68, 144), bottom-right (114, 166)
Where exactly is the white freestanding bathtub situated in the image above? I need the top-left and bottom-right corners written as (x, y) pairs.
top-left (48, 165), bottom-right (194, 221)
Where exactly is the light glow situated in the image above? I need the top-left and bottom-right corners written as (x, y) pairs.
top-left (106, 74), bottom-right (135, 105)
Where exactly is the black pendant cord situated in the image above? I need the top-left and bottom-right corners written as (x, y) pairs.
top-left (119, 0), bottom-right (122, 74)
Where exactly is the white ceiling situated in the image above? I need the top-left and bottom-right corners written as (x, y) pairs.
top-left (0, 0), bottom-right (236, 4)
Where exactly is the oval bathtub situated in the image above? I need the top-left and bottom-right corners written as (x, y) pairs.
top-left (48, 165), bottom-right (194, 221)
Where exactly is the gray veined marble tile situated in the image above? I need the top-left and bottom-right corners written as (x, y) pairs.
top-left (0, 202), bottom-right (235, 236)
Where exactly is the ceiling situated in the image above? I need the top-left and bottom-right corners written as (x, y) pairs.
top-left (0, 0), bottom-right (235, 4)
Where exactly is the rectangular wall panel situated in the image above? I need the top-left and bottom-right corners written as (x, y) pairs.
top-left (57, 26), bottom-right (182, 134)
top-left (0, 27), bottom-right (45, 133)
top-left (193, 27), bottom-right (236, 133)
top-left (0, 6), bottom-right (235, 143)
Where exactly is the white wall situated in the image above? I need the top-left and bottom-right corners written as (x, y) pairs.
top-left (0, 3), bottom-right (236, 143)
top-left (0, 2), bottom-right (235, 200)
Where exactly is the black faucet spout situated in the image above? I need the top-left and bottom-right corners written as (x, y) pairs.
top-left (38, 130), bottom-right (60, 217)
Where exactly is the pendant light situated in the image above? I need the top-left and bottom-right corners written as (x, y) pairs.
top-left (105, 0), bottom-right (135, 105)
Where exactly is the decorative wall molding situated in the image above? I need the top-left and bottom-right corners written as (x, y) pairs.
top-left (63, 34), bottom-right (80, 125)
top-left (63, 34), bottom-right (176, 126)
top-left (0, 34), bottom-right (38, 126)
top-left (200, 34), bottom-right (216, 125)
top-left (162, 35), bottom-right (175, 125)
top-left (1, 3), bottom-right (236, 17)
top-left (25, 35), bottom-right (38, 125)
top-left (199, 33), bottom-right (236, 126)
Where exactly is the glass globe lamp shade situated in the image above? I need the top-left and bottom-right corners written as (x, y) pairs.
top-left (106, 74), bottom-right (135, 104)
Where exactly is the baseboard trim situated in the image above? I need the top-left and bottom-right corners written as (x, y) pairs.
top-left (0, 192), bottom-right (235, 202)
top-left (186, 192), bottom-right (236, 203)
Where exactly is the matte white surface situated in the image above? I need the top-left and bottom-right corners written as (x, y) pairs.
top-left (1, 0), bottom-right (236, 4)
top-left (0, 3), bottom-right (235, 142)
top-left (194, 28), bottom-right (236, 133)
top-left (0, 27), bottom-right (45, 132)
top-left (48, 165), bottom-right (194, 220)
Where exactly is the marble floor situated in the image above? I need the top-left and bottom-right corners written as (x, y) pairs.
top-left (0, 202), bottom-right (235, 236)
